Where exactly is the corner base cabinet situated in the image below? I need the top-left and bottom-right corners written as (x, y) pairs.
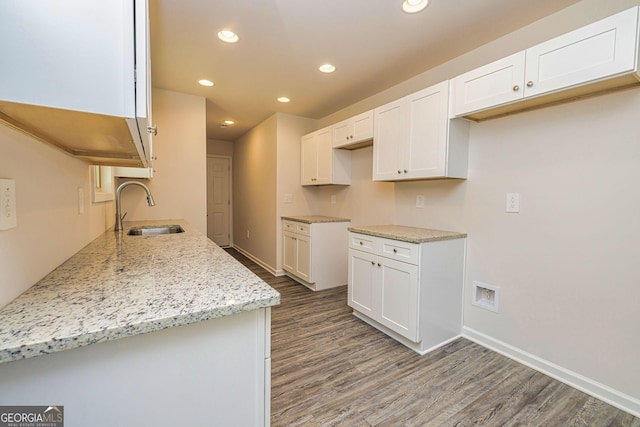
top-left (282, 216), bottom-right (350, 291)
top-left (348, 227), bottom-right (466, 354)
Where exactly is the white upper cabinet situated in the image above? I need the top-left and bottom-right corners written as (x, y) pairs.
top-left (333, 110), bottom-right (374, 149)
top-left (453, 6), bottom-right (640, 119)
top-left (0, 0), bottom-right (153, 167)
top-left (301, 127), bottom-right (351, 186)
top-left (452, 52), bottom-right (526, 116)
top-left (373, 81), bottom-right (469, 181)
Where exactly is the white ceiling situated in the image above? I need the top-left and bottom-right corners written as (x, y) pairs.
top-left (150, 0), bottom-right (582, 141)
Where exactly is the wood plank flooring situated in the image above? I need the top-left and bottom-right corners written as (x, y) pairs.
top-left (225, 249), bottom-right (639, 427)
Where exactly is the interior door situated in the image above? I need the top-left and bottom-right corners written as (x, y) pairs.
top-left (207, 156), bottom-right (231, 246)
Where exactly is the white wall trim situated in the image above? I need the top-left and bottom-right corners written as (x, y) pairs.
top-left (233, 245), bottom-right (277, 277)
top-left (462, 327), bottom-right (640, 418)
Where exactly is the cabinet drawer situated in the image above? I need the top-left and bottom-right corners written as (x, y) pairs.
top-left (380, 239), bottom-right (419, 265)
top-left (283, 220), bottom-right (310, 236)
top-left (349, 233), bottom-right (376, 253)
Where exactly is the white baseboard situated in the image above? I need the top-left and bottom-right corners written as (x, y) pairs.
top-left (462, 326), bottom-right (640, 418)
top-left (232, 245), bottom-right (277, 277)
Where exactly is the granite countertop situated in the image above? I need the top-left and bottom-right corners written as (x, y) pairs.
top-left (282, 215), bottom-right (350, 224)
top-left (348, 224), bottom-right (467, 244)
top-left (0, 220), bottom-right (280, 364)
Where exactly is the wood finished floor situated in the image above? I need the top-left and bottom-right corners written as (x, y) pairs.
top-left (225, 249), bottom-right (639, 427)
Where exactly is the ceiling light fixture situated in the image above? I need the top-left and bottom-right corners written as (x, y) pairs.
top-left (217, 30), bottom-right (239, 43)
top-left (318, 63), bottom-right (336, 73)
top-left (402, 0), bottom-right (429, 13)
top-left (223, 120), bottom-right (235, 125)
top-left (198, 79), bottom-right (214, 87)
top-left (277, 97), bottom-right (290, 103)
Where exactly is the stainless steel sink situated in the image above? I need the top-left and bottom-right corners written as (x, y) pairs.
top-left (127, 225), bottom-right (185, 236)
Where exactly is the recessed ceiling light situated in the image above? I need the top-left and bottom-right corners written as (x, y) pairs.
top-left (402, 0), bottom-right (429, 13)
top-left (198, 79), bottom-right (214, 87)
top-left (223, 120), bottom-right (235, 125)
top-left (277, 97), bottom-right (290, 103)
top-left (319, 63), bottom-right (336, 73)
top-left (217, 30), bottom-right (239, 43)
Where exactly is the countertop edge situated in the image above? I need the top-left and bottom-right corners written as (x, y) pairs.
top-left (348, 226), bottom-right (467, 244)
top-left (0, 295), bottom-right (280, 364)
top-left (282, 215), bottom-right (351, 224)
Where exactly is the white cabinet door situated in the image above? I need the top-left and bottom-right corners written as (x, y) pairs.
top-left (524, 7), bottom-right (639, 98)
top-left (348, 249), bottom-right (378, 318)
top-left (315, 127), bottom-right (333, 184)
top-left (373, 98), bottom-right (406, 180)
top-left (452, 52), bottom-right (526, 116)
top-left (295, 234), bottom-right (311, 282)
top-left (300, 133), bottom-right (318, 185)
top-left (405, 81), bottom-right (450, 179)
top-left (378, 257), bottom-right (419, 342)
top-left (333, 120), bottom-right (352, 148)
top-left (333, 110), bottom-right (374, 148)
top-left (283, 232), bottom-right (297, 273)
top-left (0, 0), bottom-right (134, 116)
top-left (352, 110), bottom-right (374, 143)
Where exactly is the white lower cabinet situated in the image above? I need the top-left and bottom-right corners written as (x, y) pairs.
top-left (348, 231), bottom-right (465, 354)
top-left (282, 218), bottom-right (350, 291)
top-left (0, 308), bottom-right (272, 427)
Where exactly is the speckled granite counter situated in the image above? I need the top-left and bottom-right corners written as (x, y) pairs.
top-left (281, 215), bottom-right (350, 224)
top-left (0, 220), bottom-right (280, 364)
top-left (348, 224), bottom-right (467, 244)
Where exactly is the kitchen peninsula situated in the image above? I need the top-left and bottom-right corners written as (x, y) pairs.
top-left (0, 220), bottom-right (279, 426)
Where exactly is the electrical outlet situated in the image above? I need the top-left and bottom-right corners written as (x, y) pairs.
top-left (506, 193), bottom-right (520, 213)
top-left (0, 179), bottom-right (17, 230)
top-left (416, 195), bottom-right (425, 208)
top-left (283, 194), bottom-right (293, 204)
top-left (331, 195), bottom-right (337, 204)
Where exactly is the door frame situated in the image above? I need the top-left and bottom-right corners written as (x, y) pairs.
top-left (206, 155), bottom-right (233, 247)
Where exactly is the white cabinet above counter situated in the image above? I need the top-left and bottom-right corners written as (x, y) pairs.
top-left (452, 6), bottom-right (640, 121)
top-left (332, 110), bottom-right (374, 149)
top-left (373, 81), bottom-right (469, 181)
top-left (301, 127), bottom-right (351, 186)
top-left (0, 0), bottom-right (155, 168)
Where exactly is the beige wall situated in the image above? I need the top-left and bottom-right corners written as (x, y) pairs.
top-left (0, 125), bottom-right (110, 308)
top-left (233, 114), bottom-right (278, 269)
top-left (307, 0), bottom-right (640, 407)
top-left (233, 113), bottom-right (317, 272)
top-left (207, 139), bottom-right (234, 157)
top-left (118, 89), bottom-right (207, 234)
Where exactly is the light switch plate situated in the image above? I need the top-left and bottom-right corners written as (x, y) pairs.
top-left (0, 179), bottom-right (17, 230)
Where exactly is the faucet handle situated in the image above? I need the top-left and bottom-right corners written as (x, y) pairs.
top-left (120, 212), bottom-right (128, 222)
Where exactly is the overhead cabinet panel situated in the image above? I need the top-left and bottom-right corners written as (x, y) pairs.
top-left (374, 81), bottom-right (469, 181)
top-left (453, 6), bottom-right (640, 120)
top-left (453, 52), bottom-right (526, 116)
top-left (0, 0), bottom-right (153, 167)
top-left (524, 8), bottom-right (639, 97)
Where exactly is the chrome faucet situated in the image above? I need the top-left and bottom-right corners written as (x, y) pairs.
top-left (114, 181), bottom-right (156, 232)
